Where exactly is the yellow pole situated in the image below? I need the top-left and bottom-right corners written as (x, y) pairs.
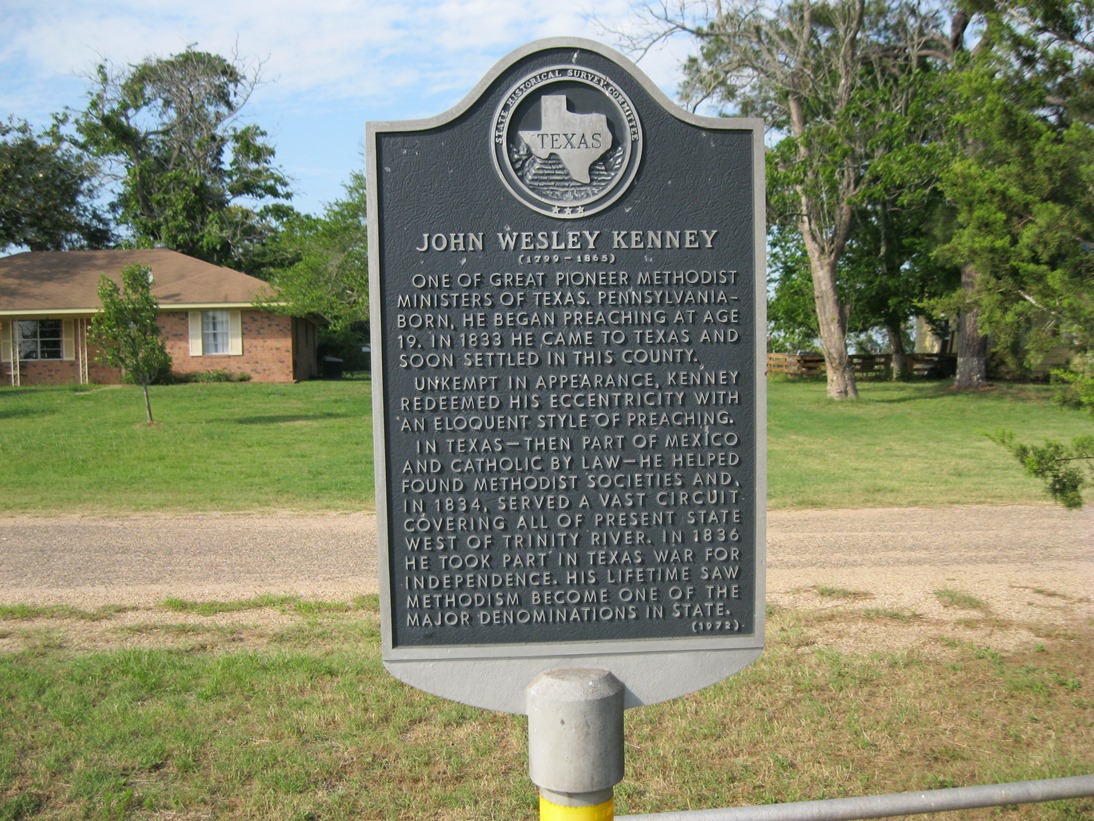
top-left (540, 794), bottom-right (614, 821)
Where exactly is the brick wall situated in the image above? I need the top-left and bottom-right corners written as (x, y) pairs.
top-left (5, 359), bottom-right (77, 386)
top-left (160, 310), bottom-right (298, 383)
top-left (2, 361), bottom-right (121, 385)
top-left (3, 310), bottom-right (311, 386)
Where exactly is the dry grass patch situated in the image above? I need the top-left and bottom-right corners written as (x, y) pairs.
top-left (622, 631), bottom-right (1092, 817)
top-left (0, 597), bottom-right (1090, 820)
top-left (1026, 587), bottom-right (1079, 601)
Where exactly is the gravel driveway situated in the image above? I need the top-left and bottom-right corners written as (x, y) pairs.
top-left (0, 505), bottom-right (1090, 657)
top-left (1, 505), bottom-right (1089, 615)
top-left (0, 511), bottom-right (379, 607)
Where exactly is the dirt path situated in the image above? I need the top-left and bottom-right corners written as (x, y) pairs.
top-left (1, 505), bottom-right (1090, 653)
top-left (0, 511), bottom-right (380, 607)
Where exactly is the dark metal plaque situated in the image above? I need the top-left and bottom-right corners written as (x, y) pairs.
top-left (367, 38), bottom-right (765, 714)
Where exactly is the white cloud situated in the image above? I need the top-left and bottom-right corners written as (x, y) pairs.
top-left (0, 0), bottom-right (702, 213)
top-left (1, 0), bottom-right (691, 115)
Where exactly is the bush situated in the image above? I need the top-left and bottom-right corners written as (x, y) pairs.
top-left (989, 360), bottom-right (1094, 508)
top-left (1052, 365), bottom-right (1094, 416)
top-left (172, 369), bottom-right (252, 384)
top-left (991, 426), bottom-right (1094, 510)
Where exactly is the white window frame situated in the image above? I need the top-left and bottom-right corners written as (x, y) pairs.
top-left (188, 310), bottom-right (243, 357)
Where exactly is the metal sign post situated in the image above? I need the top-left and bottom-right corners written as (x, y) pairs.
top-left (367, 38), bottom-right (765, 817)
top-left (527, 669), bottom-right (624, 819)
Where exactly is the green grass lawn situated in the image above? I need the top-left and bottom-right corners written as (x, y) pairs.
top-left (1, 377), bottom-right (1089, 514)
top-left (0, 379), bottom-right (374, 513)
top-left (766, 379), bottom-right (1092, 508)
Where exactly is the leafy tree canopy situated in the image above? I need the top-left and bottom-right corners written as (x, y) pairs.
top-left (0, 116), bottom-right (112, 252)
top-left (992, 429), bottom-right (1094, 509)
top-left (262, 171), bottom-right (369, 333)
top-left (76, 47), bottom-right (292, 274)
top-left (938, 1), bottom-right (1094, 372)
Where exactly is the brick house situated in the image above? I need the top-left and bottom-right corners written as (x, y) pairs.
top-left (0, 249), bottom-right (320, 386)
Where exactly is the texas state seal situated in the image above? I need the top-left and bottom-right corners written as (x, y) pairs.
top-left (492, 64), bottom-right (642, 218)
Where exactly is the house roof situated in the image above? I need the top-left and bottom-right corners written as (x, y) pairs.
top-left (0, 249), bottom-right (276, 316)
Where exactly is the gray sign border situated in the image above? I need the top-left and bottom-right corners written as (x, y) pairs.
top-left (366, 38), bottom-right (766, 715)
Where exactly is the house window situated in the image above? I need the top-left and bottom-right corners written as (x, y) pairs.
top-left (188, 310), bottom-right (243, 357)
top-left (202, 310), bottom-right (231, 355)
top-left (17, 319), bottom-right (63, 360)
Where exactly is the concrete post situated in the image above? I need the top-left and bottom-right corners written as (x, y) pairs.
top-left (527, 669), bottom-right (625, 820)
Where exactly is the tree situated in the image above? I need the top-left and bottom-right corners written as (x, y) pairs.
top-left (841, 191), bottom-right (957, 379)
top-left (946, 1), bottom-right (1094, 504)
top-left (645, 0), bottom-right (950, 398)
top-left (262, 172), bottom-right (369, 332)
top-left (89, 264), bottom-right (171, 424)
top-left (767, 190), bottom-right (957, 376)
top-left (939, 1), bottom-right (1094, 387)
top-left (0, 116), bottom-right (112, 252)
top-left (76, 47), bottom-right (291, 274)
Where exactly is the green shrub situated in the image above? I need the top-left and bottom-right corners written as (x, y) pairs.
top-left (173, 369), bottom-right (252, 384)
top-left (1052, 365), bottom-right (1094, 416)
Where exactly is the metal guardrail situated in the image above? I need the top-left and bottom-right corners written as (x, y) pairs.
top-left (617, 774), bottom-right (1094, 820)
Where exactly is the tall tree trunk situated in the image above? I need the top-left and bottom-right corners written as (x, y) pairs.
top-left (803, 232), bottom-right (859, 400)
top-left (954, 265), bottom-right (988, 390)
top-left (787, 38), bottom-right (861, 402)
top-left (887, 321), bottom-right (908, 380)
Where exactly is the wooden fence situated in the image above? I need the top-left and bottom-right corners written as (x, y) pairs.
top-left (767, 352), bottom-right (956, 379)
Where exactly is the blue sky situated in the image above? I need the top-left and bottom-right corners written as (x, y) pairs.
top-left (1, 0), bottom-right (694, 218)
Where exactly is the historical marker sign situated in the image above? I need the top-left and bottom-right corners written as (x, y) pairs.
top-left (367, 39), bottom-right (765, 714)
